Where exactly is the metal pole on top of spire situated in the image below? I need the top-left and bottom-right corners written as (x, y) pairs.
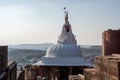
top-left (63, 7), bottom-right (68, 21)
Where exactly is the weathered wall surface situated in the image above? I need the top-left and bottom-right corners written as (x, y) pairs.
top-left (0, 46), bottom-right (8, 74)
top-left (102, 29), bottom-right (120, 56)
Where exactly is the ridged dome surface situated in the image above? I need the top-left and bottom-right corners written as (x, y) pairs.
top-left (46, 44), bottom-right (82, 57)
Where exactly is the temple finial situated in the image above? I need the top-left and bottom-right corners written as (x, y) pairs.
top-left (63, 7), bottom-right (68, 21)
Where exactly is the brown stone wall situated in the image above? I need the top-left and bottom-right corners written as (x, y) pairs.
top-left (94, 55), bottom-right (120, 80)
top-left (84, 69), bottom-right (96, 80)
top-left (94, 56), bottom-right (111, 80)
top-left (108, 60), bottom-right (120, 80)
top-left (102, 29), bottom-right (120, 56)
top-left (0, 46), bottom-right (8, 74)
top-left (82, 28), bottom-right (120, 80)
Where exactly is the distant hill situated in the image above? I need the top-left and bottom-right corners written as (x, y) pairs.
top-left (8, 43), bottom-right (101, 50)
top-left (8, 48), bottom-right (46, 67)
top-left (8, 43), bottom-right (54, 50)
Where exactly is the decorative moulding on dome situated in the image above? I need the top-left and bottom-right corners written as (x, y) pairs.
top-left (45, 44), bottom-right (82, 58)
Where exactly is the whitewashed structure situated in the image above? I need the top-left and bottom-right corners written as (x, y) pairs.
top-left (33, 8), bottom-right (92, 80)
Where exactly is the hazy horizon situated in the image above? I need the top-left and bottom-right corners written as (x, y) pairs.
top-left (0, 0), bottom-right (120, 45)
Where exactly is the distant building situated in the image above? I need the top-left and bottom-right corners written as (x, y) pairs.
top-left (0, 46), bottom-right (25, 80)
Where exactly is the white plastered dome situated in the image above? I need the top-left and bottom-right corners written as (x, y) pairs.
top-left (46, 44), bottom-right (82, 57)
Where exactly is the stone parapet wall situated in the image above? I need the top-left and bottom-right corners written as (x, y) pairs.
top-left (84, 69), bottom-right (96, 80)
top-left (95, 56), bottom-right (110, 80)
top-left (108, 60), bottom-right (120, 79)
top-left (94, 55), bottom-right (120, 80)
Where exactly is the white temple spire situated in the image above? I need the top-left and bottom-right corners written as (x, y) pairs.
top-left (57, 8), bottom-right (77, 45)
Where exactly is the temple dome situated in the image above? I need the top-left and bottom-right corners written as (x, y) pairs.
top-left (46, 44), bottom-right (82, 57)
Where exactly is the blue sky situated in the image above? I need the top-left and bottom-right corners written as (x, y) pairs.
top-left (0, 0), bottom-right (120, 45)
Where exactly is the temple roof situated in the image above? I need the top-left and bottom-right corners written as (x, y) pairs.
top-left (33, 57), bottom-right (92, 66)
